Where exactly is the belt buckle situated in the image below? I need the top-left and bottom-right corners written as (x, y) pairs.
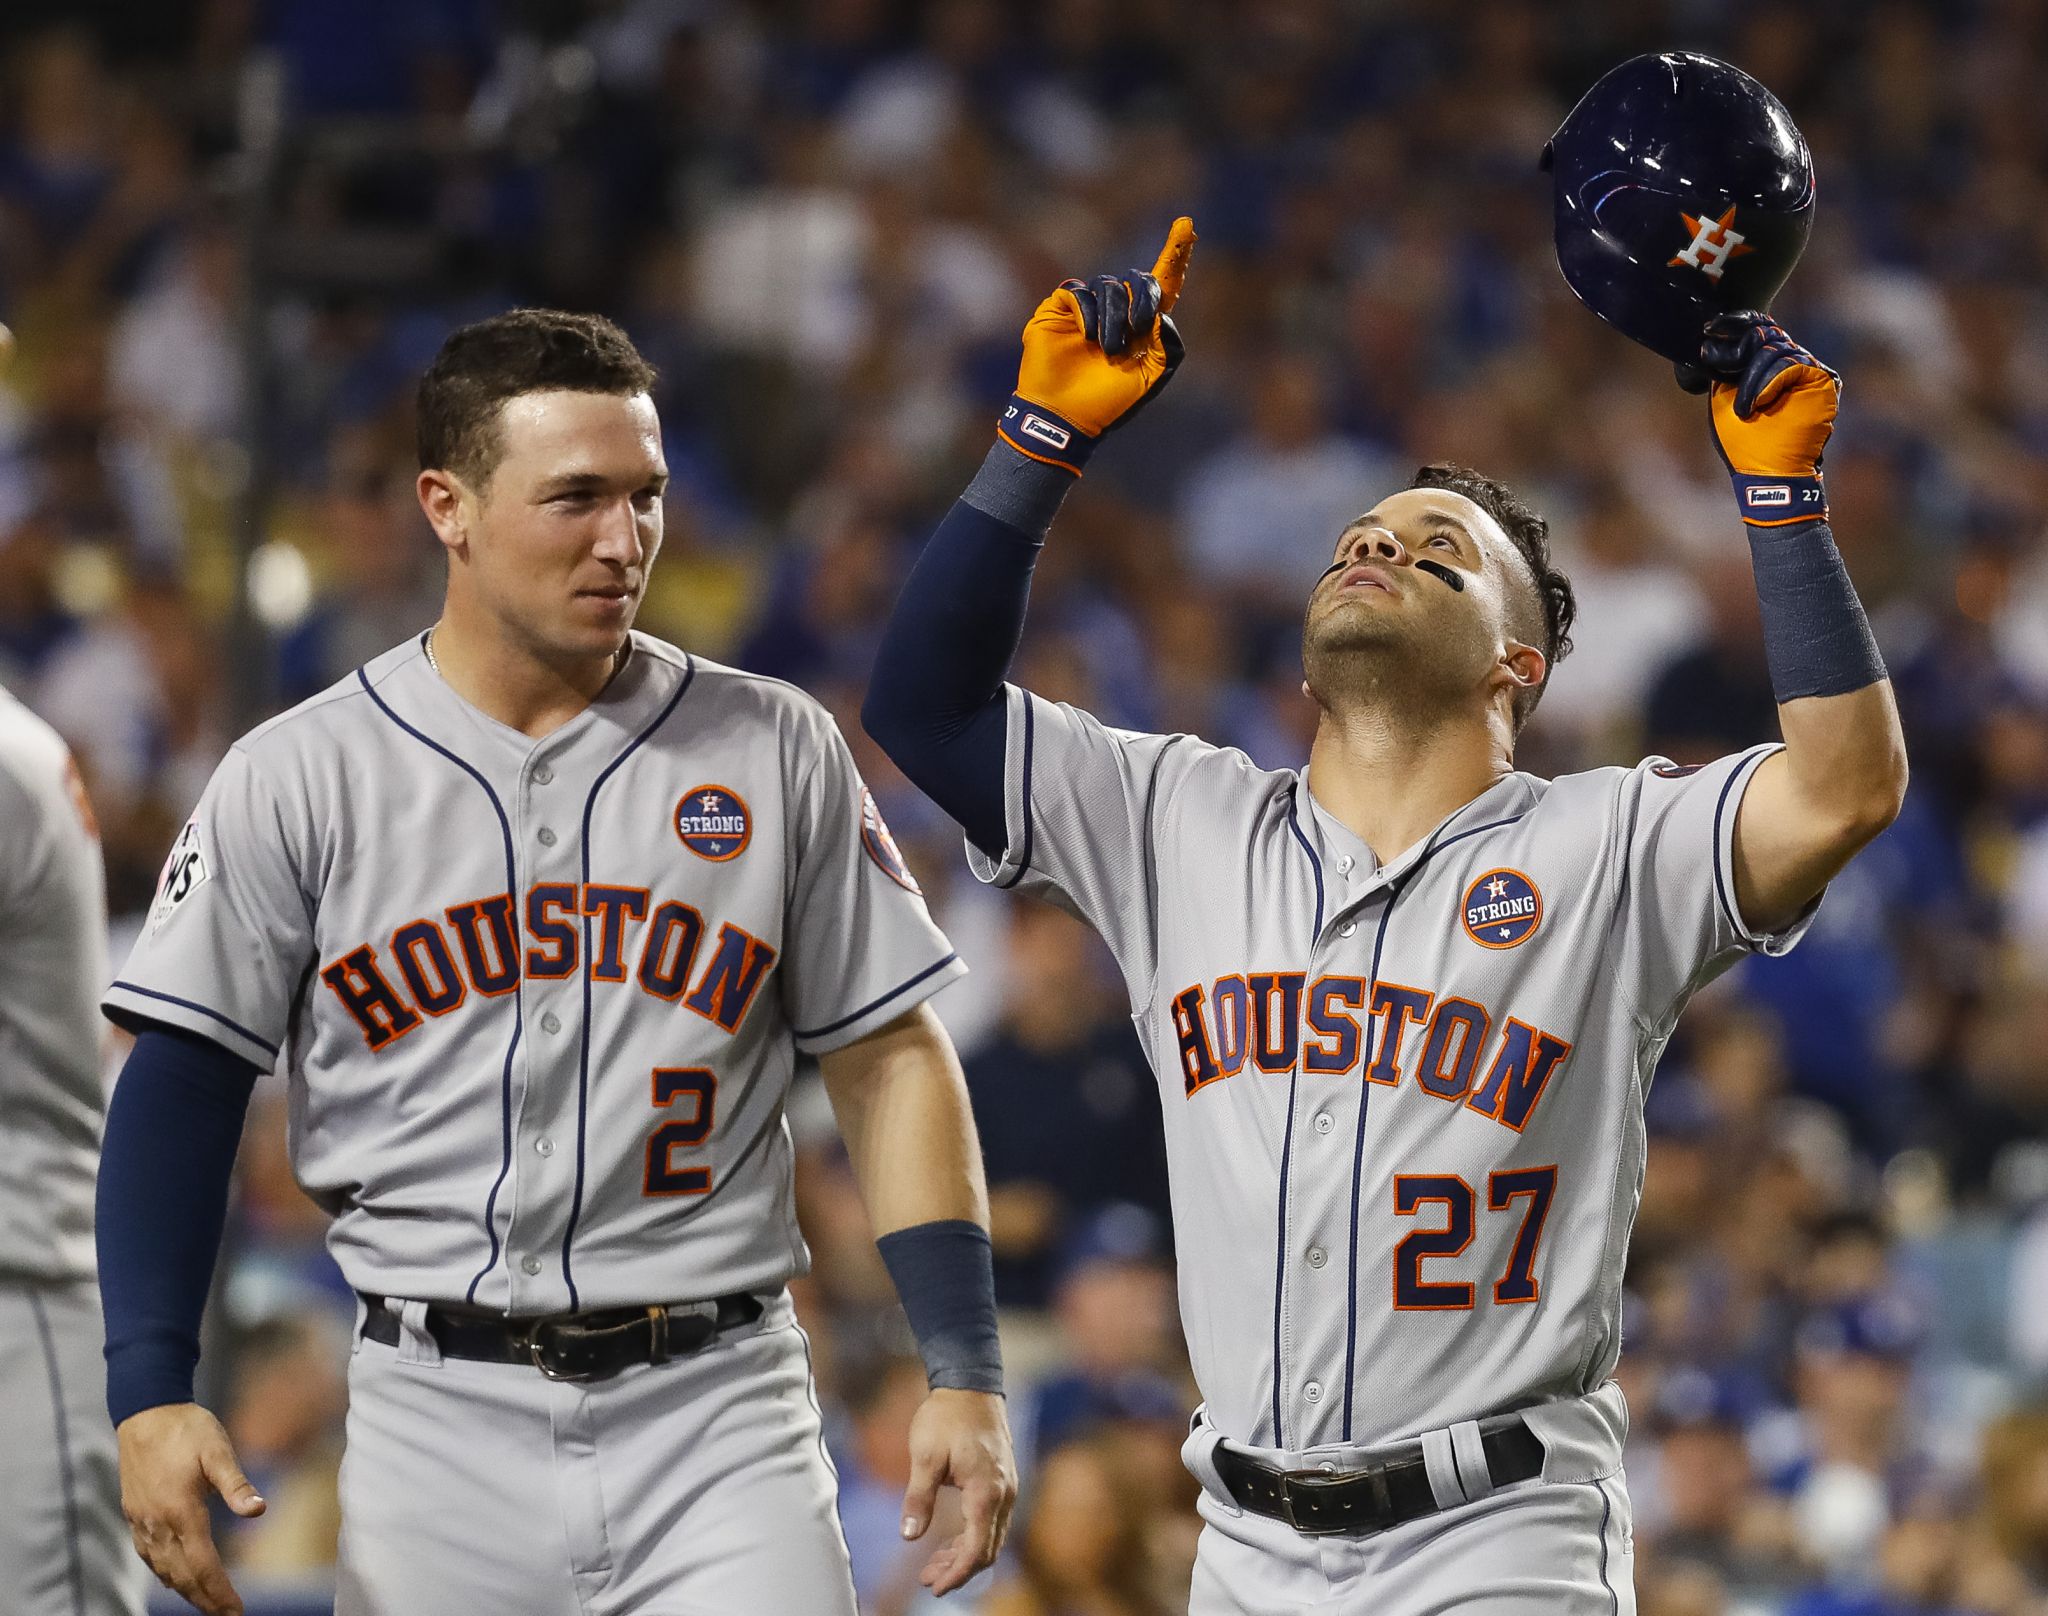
top-left (1269, 1466), bottom-right (1351, 1532)
top-left (524, 1318), bottom-right (597, 1383)
top-left (1278, 1467), bottom-right (1378, 1537)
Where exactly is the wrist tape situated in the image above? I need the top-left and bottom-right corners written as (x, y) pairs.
top-left (876, 1219), bottom-right (1005, 1395)
top-left (1746, 517), bottom-right (1887, 700)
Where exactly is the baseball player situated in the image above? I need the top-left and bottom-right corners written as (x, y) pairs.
top-left (94, 308), bottom-right (1016, 1616)
top-left (864, 218), bottom-right (1905, 1611)
top-left (0, 677), bottom-right (149, 1615)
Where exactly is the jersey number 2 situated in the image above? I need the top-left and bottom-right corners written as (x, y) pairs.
top-left (1392, 1167), bottom-right (1556, 1310)
top-left (645, 1067), bottom-right (717, 1196)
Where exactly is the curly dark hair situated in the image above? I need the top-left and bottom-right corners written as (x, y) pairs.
top-left (416, 308), bottom-right (657, 492)
top-left (1408, 462), bottom-right (1576, 732)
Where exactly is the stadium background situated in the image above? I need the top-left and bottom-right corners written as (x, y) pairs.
top-left (3, 0), bottom-right (2048, 1612)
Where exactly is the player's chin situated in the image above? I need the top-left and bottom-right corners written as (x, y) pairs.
top-left (1304, 596), bottom-right (1402, 652)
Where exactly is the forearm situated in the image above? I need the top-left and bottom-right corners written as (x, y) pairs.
top-left (820, 1006), bottom-right (988, 1235)
top-left (97, 1028), bottom-right (258, 1425)
top-left (820, 1006), bottom-right (1002, 1393)
top-left (1775, 679), bottom-right (1907, 831)
top-left (862, 445), bottom-right (1074, 857)
top-left (1732, 516), bottom-right (1907, 927)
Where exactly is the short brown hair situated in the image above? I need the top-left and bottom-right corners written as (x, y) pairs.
top-left (416, 308), bottom-right (657, 491)
top-left (1408, 463), bottom-right (1576, 731)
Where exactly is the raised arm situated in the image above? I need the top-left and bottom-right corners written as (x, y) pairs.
top-left (1685, 315), bottom-right (1909, 931)
top-left (862, 218), bottom-right (1197, 855)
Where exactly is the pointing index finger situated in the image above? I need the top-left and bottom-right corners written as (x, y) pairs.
top-left (1151, 217), bottom-right (1197, 313)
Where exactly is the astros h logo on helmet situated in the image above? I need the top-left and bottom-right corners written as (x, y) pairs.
top-left (1668, 205), bottom-right (1755, 282)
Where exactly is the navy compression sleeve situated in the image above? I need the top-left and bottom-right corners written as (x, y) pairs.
top-left (97, 1027), bottom-right (259, 1426)
top-left (863, 444), bottom-right (1071, 858)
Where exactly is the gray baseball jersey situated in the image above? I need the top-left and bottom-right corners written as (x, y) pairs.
top-left (0, 683), bottom-right (109, 1283)
top-left (968, 686), bottom-right (1812, 1454)
top-left (106, 633), bottom-right (964, 1314)
top-left (0, 684), bottom-right (147, 1615)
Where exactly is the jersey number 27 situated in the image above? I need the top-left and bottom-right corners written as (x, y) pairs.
top-left (1392, 1167), bottom-right (1556, 1310)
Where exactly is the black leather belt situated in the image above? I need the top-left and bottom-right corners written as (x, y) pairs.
top-left (1214, 1417), bottom-right (1545, 1537)
top-left (360, 1293), bottom-right (764, 1382)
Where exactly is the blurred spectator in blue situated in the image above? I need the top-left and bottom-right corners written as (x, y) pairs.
top-left (1176, 351), bottom-right (1395, 623)
top-left (1637, 1364), bottom-right (1807, 1611)
top-left (1760, 1296), bottom-right (1936, 1587)
top-left (963, 904), bottom-right (1169, 1308)
top-left (1014, 1204), bottom-right (1186, 1471)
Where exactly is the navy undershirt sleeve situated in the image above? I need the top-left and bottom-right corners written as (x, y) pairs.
top-left (97, 1026), bottom-right (260, 1426)
top-left (864, 455), bottom-right (1061, 859)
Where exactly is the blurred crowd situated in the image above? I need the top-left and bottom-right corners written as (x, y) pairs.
top-left (4, 0), bottom-right (2048, 1611)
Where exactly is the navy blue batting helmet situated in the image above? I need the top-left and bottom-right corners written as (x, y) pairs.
top-left (1542, 52), bottom-right (1815, 366)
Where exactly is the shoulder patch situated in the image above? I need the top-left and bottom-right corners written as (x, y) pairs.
top-left (1461, 868), bottom-right (1542, 950)
top-left (149, 819), bottom-right (210, 934)
top-left (675, 785), bottom-right (752, 861)
top-left (860, 787), bottom-right (921, 894)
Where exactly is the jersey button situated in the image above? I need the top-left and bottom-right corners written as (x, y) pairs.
top-left (1338, 921), bottom-right (1356, 937)
top-left (1306, 1245), bottom-right (1327, 1269)
top-left (1337, 856), bottom-right (1353, 874)
top-left (537, 827), bottom-right (558, 847)
top-left (535, 1137), bottom-right (554, 1157)
top-left (1303, 1381), bottom-right (1322, 1403)
top-left (520, 1255), bottom-right (543, 1276)
top-left (1312, 1111), bottom-right (1333, 1135)
top-left (540, 1011), bottom-right (561, 1034)
top-left (533, 765), bottom-right (554, 785)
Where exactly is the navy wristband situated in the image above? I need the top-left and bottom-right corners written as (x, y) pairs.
top-left (1745, 517), bottom-right (1887, 700)
top-left (875, 1219), bottom-right (1004, 1395)
top-left (1731, 470), bottom-right (1828, 527)
top-left (995, 395), bottom-right (1096, 476)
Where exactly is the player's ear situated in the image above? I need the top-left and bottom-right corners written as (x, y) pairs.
top-left (417, 468), bottom-right (472, 555)
top-left (1496, 639), bottom-right (1546, 696)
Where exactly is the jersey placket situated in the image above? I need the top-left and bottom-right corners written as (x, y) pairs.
top-left (1280, 841), bottom-right (1394, 1452)
top-left (499, 739), bottom-right (583, 1314)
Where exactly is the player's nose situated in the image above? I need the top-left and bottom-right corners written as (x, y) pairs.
top-left (1356, 527), bottom-right (1409, 565)
top-left (590, 499), bottom-right (645, 563)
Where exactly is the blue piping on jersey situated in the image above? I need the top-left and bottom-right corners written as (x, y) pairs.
top-left (995, 693), bottom-right (1035, 890)
top-left (794, 952), bottom-right (960, 1042)
top-left (107, 982), bottom-right (279, 1058)
top-left (559, 656), bottom-right (697, 1310)
top-left (1268, 1067), bottom-right (1301, 1447)
top-left (1338, 894), bottom-right (1399, 1439)
top-left (356, 666), bottom-right (525, 1305)
top-left (1337, 801), bottom-right (1532, 1441)
top-left (1710, 749), bottom-right (1768, 943)
top-left (1270, 783), bottom-right (1323, 1447)
top-left (1283, 785), bottom-right (1325, 935)
top-left (1594, 1478), bottom-right (1620, 1614)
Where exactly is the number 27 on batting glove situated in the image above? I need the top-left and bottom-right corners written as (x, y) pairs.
top-left (1690, 311), bottom-right (1839, 527)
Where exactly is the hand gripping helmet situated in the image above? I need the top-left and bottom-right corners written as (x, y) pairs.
top-left (1542, 52), bottom-right (1814, 366)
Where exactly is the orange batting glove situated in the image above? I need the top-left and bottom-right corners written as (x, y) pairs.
top-left (1689, 312), bottom-right (1839, 527)
top-left (997, 216), bottom-right (1196, 475)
